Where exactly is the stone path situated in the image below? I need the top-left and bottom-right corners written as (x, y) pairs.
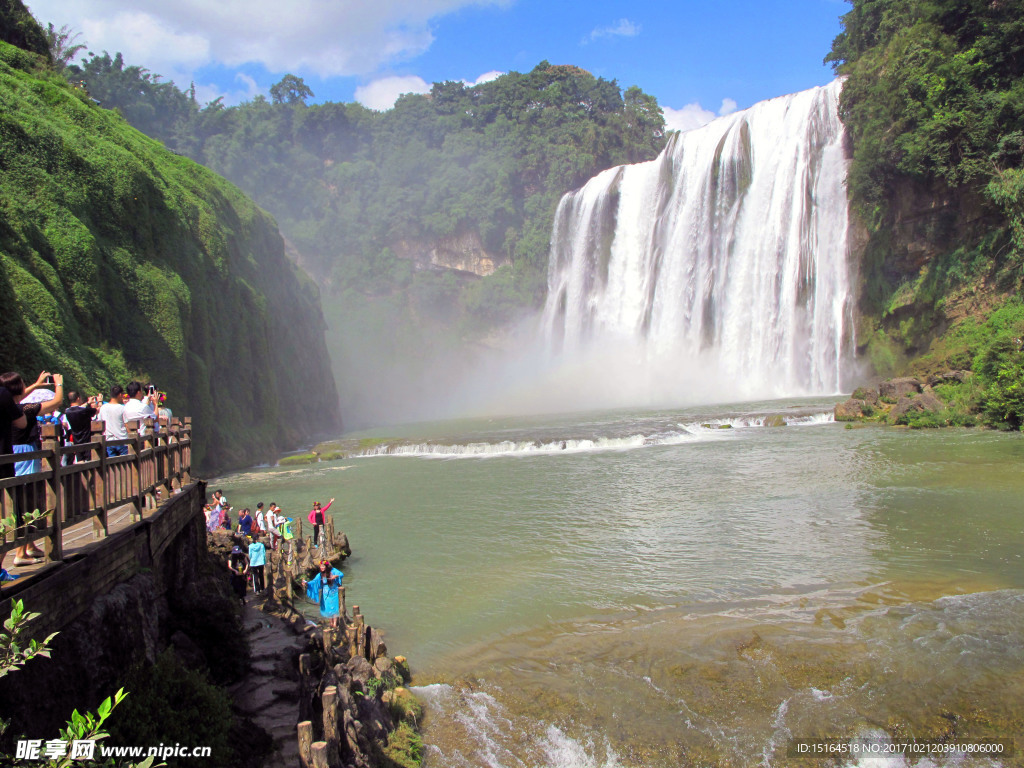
top-left (232, 599), bottom-right (309, 768)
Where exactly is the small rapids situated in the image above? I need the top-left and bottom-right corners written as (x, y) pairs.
top-left (344, 411), bottom-right (834, 459)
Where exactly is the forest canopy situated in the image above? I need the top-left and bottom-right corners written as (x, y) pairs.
top-left (67, 57), bottom-right (667, 311)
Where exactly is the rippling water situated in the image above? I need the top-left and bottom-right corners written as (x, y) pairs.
top-left (217, 398), bottom-right (1024, 767)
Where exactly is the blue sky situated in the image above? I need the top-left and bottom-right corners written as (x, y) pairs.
top-left (26, 0), bottom-right (847, 130)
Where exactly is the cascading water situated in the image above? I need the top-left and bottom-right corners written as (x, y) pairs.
top-left (542, 80), bottom-right (852, 400)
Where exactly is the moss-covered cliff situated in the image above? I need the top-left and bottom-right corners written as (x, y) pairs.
top-left (0, 16), bottom-right (340, 471)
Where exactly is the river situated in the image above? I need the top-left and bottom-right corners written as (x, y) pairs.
top-left (216, 398), bottom-right (1024, 767)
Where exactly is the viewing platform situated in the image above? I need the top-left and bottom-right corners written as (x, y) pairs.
top-left (0, 417), bottom-right (193, 590)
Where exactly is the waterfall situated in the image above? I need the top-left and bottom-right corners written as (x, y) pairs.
top-left (542, 80), bottom-right (851, 401)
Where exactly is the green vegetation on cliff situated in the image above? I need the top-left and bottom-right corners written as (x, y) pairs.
top-left (828, 0), bottom-right (1024, 428)
top-left (0, 11), bottom-right (340, 470)
top-left (67, 56), bottom-right (665, 307)
top-left (59, 49), bottom-right (665, 426)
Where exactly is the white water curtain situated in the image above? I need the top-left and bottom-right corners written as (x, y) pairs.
top-left (543, 80), bottom-right (852, 400)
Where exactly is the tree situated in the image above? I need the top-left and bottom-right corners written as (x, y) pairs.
top-left (0, 599), bottom-right (153, 767)
top-left (44, 23), bottom-right (85, 72)
top-left (269, 74), bottom-right (314, 105)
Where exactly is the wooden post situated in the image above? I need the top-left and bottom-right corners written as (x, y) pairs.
top-left (310, 742), bottom-right (329, 768)
top-left (127, 422), bottom-right (142, 521)
top-left (346, 626), bottom-right (358, 658)
top-left (143, 417), bottom-right (156, 510)
top-left (298, 653), bottom-right (313, 722)
top-left (182, 417), bottom-right (192, 482)
top-left (40, 425), bottom-right (63, 562)
top-left (285, 541), bottom-right (294, 603)
top-left (92, 421), bottom-right (108, 537)
top-left (338, 585), bottom-right (346, 622)
top-left (321, 686), bottom-right (340, 767)
top-left (353, 608), bottom-right (366, 659)
top-left (297, 721), bottom-right (314, 768)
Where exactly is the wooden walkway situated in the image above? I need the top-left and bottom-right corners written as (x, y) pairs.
top-left (1, 417), bottom-right (192, 591)
top-left (2, 497), bottom-right (163, 587)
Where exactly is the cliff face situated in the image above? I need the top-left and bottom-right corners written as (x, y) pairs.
top-left (391, 229), bottom-right (506, 277)
top-left (0, 34), bottom-right (340, 471)
top-left (851, 171), bottom-right (1017, 376)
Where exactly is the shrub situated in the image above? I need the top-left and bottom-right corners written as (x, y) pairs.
top-left (379, 722), bottom-right (423, 768)
top-left (107, 651), bottom-right (235, 768)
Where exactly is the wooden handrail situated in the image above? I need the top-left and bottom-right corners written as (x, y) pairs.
top-left (0, 417), bottom-right (193, 563)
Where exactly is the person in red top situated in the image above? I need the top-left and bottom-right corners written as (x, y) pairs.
top-left (307, 498), bottom-right (334, 548)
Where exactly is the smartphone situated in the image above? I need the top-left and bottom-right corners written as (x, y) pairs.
top-left (45, 375), bottom-right (54, 385)
top-left (147, 385), bottom-right (156, 395)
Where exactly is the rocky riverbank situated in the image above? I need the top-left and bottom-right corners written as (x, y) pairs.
top-left (208, 533), bottom-right (423, 768)
top-left (834, 371), bottom-right (979, 428)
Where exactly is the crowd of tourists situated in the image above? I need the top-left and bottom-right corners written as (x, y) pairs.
top-left (208, 489), bottom-right (343, 623)
top-left (0, 370), bottom-right (174, 575)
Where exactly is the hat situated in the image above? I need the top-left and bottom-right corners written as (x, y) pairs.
top-left (231, 546), bottom-right (242, 554)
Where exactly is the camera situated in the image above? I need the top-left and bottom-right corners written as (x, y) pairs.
top-left (148, 385), bottom-right (156, 395)
top-left (45, 375), bottom-right (54, 385)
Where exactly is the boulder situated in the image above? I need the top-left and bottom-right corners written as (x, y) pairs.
top-left (891, 390), bottom-right (945, 420)
top-left (927, 369), bottom-right (973, 386)
top-left (880, 377), bottom-right (923, 400)
top-left (851, 386), bottom-right (879, 405)
top-left (345, 655), bottom-right (374, 687)
top-left (764, 414), bottom-right (787, 427)
top-left (834, 399), bottom-right (866, 421)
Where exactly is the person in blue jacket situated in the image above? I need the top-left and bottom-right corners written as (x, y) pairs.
top-left (302, 559), bottom-right (344, 628)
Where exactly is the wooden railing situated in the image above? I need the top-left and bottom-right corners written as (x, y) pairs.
top-left (0, 417), bottom-right (192, 564)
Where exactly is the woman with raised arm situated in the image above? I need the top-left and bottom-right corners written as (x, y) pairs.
top-left (306, 497), bottom-right (335, 548)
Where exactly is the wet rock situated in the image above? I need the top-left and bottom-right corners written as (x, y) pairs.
top-left (834, 399), bottom-right (866, 421)
top-left (880, 377), bottom-right (923, 400)
top-left (374, 655), bottom-right (395, 677)
top-left (346, 655), bottom-right (374, 687)
top-left (764, 414), bottom-right (787, 427)
top-left (335, 532), bottom-right (351, 557)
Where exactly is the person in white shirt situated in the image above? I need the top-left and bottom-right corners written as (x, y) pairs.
top-left (265, 503), bottom-right (282, 550)
top-left (254, 502), bottom-right (267, 533)
top-left (123, 381), bottom-right (157, 435)
top-left (99, 385), bottom-right (128, 457)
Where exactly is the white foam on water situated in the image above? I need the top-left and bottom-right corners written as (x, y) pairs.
top-left (413, 684), bottom-right (622, 768)
top-left (541, 726), bottom-right (622, 768)
top-left (349, 411), bottom-right (835, 460)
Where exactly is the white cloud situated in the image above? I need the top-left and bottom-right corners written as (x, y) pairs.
top-left (26, 0), bottom-right (511, 83)
top-left (662, 96), bottom-right (739, 133)
top-left (662, 103), bottom-right (716, 133)
top-left (355, 75), bottom-right (431, 111)
top-left (355, 70), bottom-right (505, 111)
top-left (584, 18), bottom-right (641, 44)
top-left (469, 70), bottom-right (503, 85)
